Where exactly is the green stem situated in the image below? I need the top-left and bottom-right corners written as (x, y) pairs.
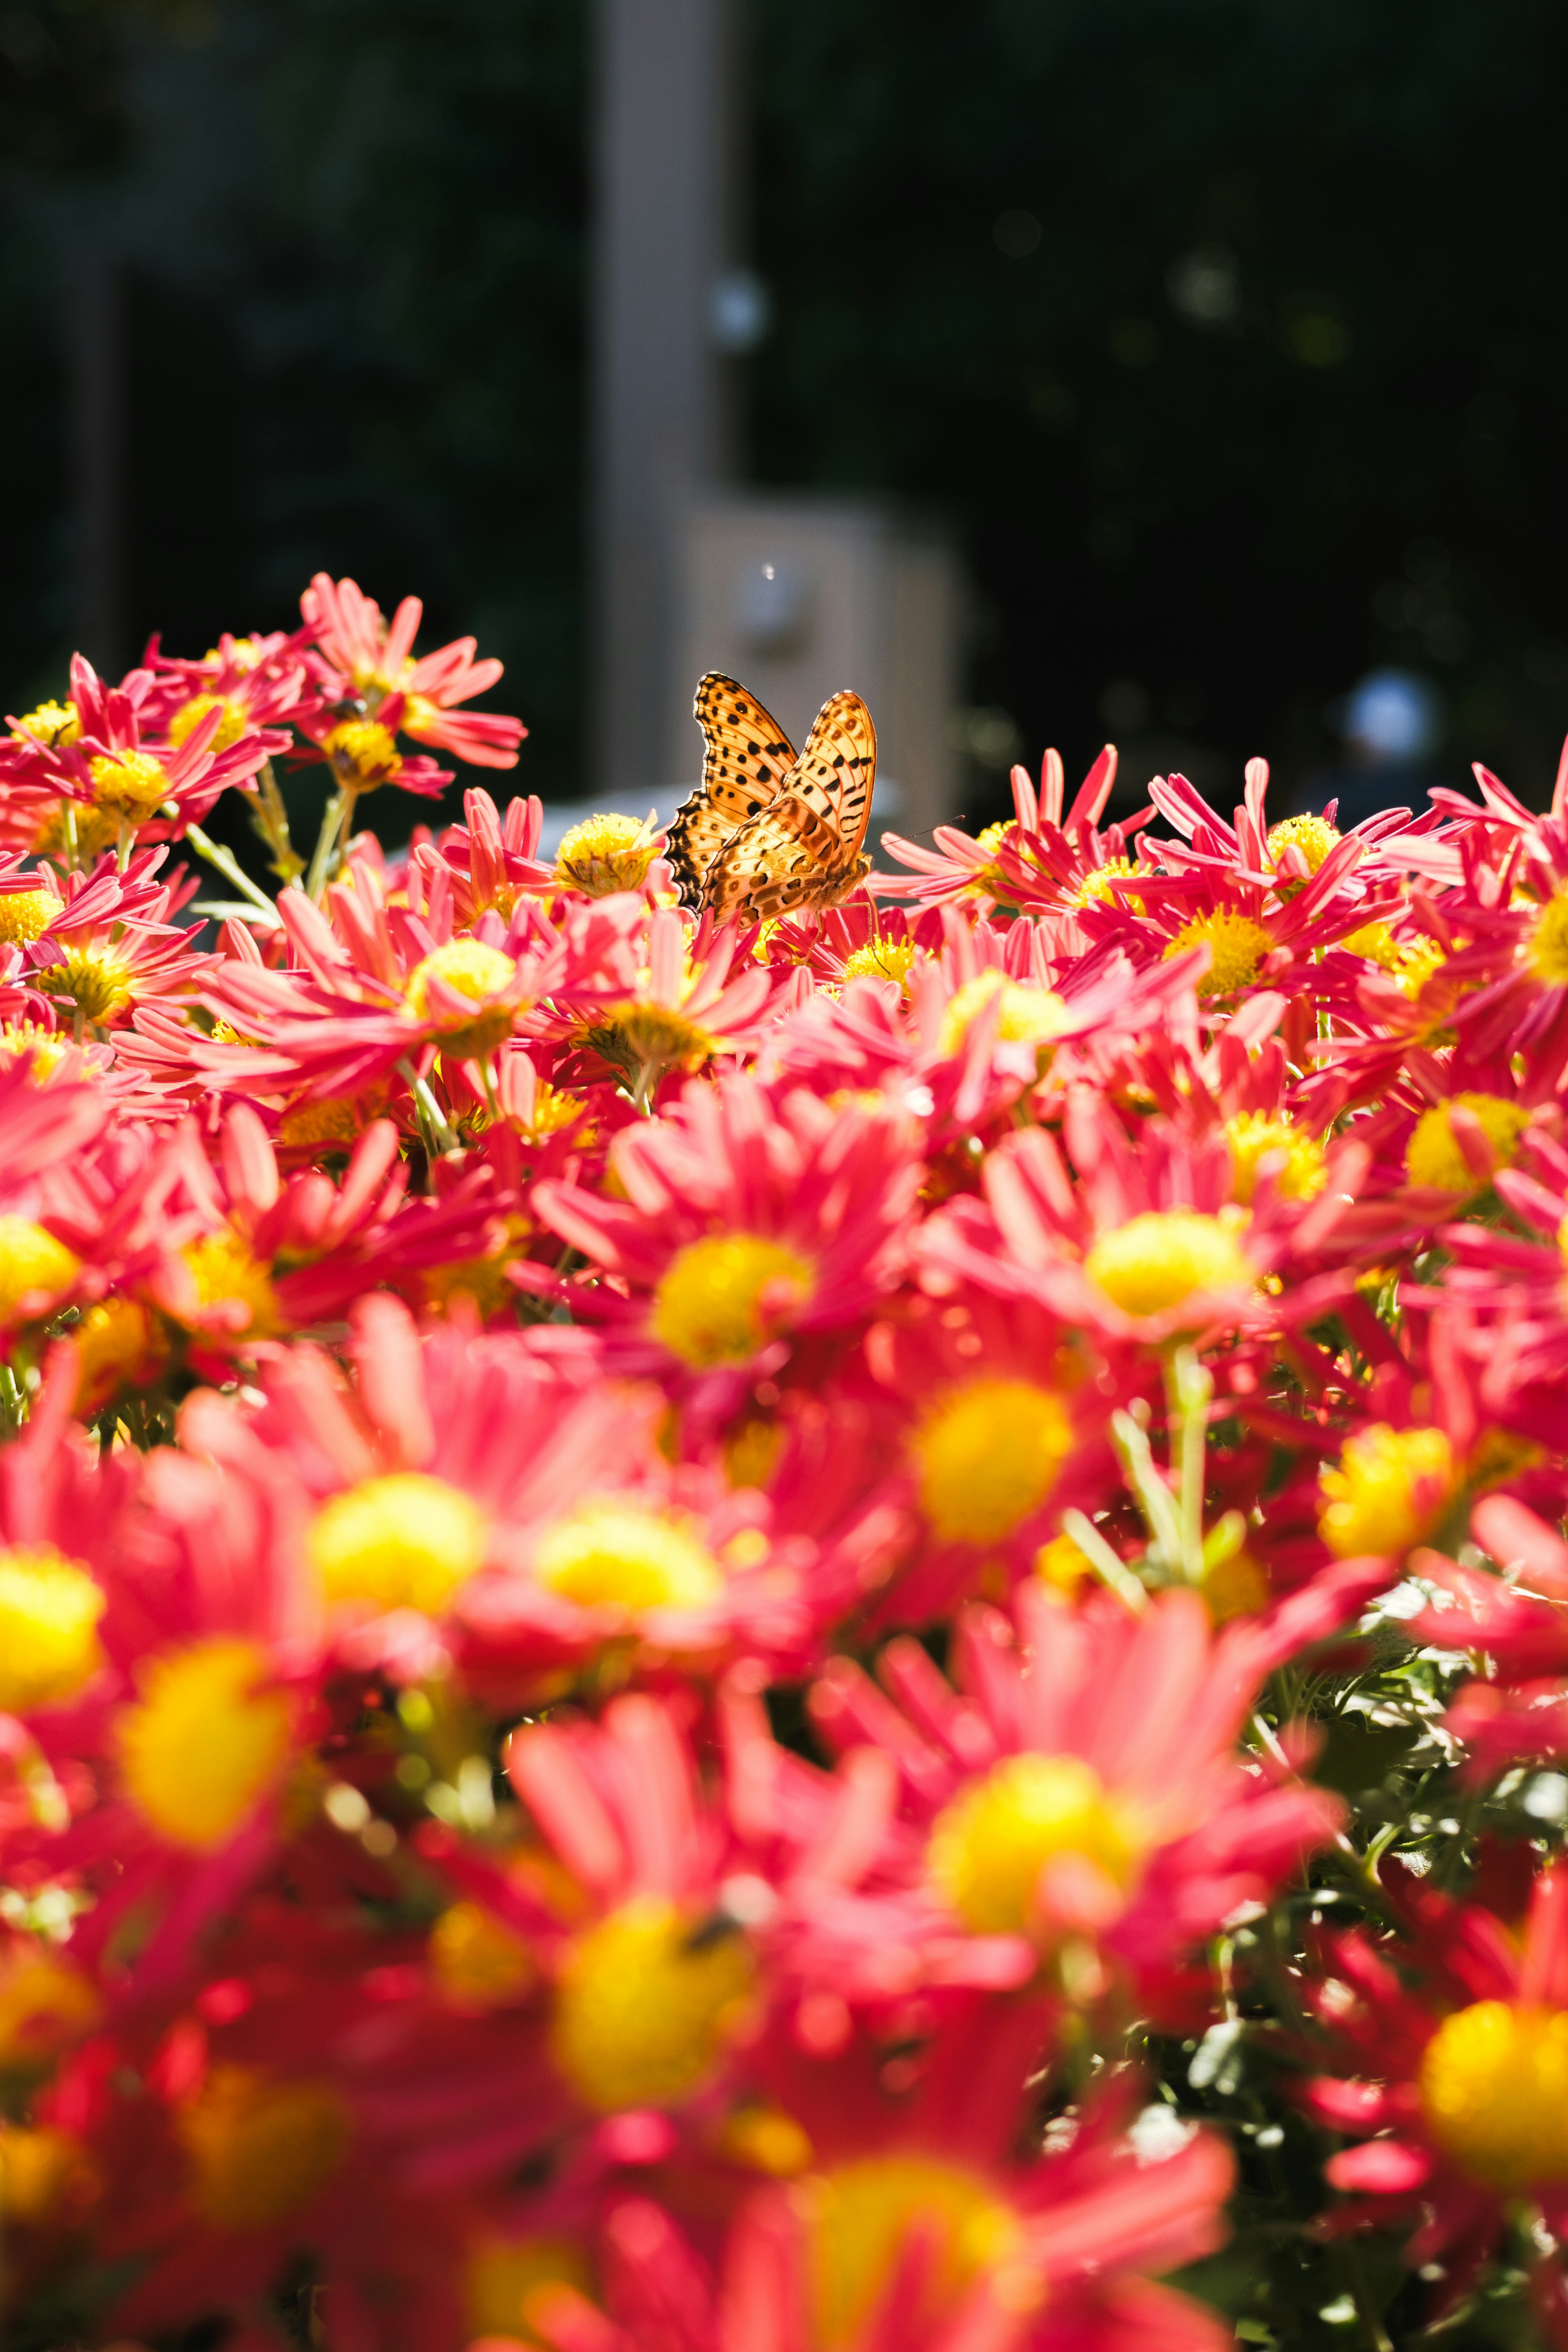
top-left (1059, 1508), bottom-right (1148, 1613)
top-left (397, 1057), bottom-right (457, 1157)
top-left (184, 823), bottom-right (280, 920)
top-left (305, 785), bottom-right (355, 901)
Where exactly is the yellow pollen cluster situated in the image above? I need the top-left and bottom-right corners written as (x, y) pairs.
top-left (430, 1900), bottom-right (535, 2010)
top-left (651, 1232), bottom-right (813, 1368)
top-left (0, 1024), bottom-right (72, 1083)
top-left (1085, 1208), bottom-right (1251, 1318)
top-left (0, 2125), bottom-right (92, 2225)
top-left (841, 938), bottom-right (917, 987)
top-left (0, 1217), bottom-right (80, 1327)
top-left (323, 717), bottom-right (403, 789)
top-left (1530, 887), bottom-right (1568, 987)
top-left (549, 1894), bottom-right (754, 2111)
top-left (1341, 921), bottom-right (1402, 969)
top-left (36, 947), bottom-right (135, 1027)
top-left (1200, 1545), bottom-right (1270, 1624)
top-left (116, 1637), bottom-right (293, 1849)
top-left (1319, 1423), bottom-right (1454, 1557)
top-left (15, 700), bottom-right (80, 749)
top-left (1405, 1092), bottom-right (1530, 1192)
top-left (912, 1376), bottom-right (1073, 1544)
top-left (555, 812), bottom-right (662, 896)
top-left (586, 1000), bottom-right (716, 1082)
top-left (1390, 935), bottom-right (1447, 998)
top-left (1034, 1529), bottom-right (1095, 1599)
top-left (466, 2234), bottom-right (594, 2344)
top-left (72, 1297), bottom-right (163, 1412)
top-left (179, 1232), bottom-right (281, 1336)
top-left (806, 2154), bottom-right (1026, 2345)
top-left (1419, 2001), bottom-right (1568, 2191)
top-left (1069, 856), bottom-right (1143, 912)
top-left (964, 820), bottom-right (1021, 904)
top-left (531, 1499), bottom-right (724, 1612)
top-left (928, 1751), bottom-right (1140, 1935)
top-left (178, 2063), bottom-right (351, 2230)
top-left (278, 1096), bottom-right (361, 1149)
top-left (0, 1546), bottom-right (105, 1712)
top-left (167, 693), bottom-right (248, 753)
top-left (938, 970), bottom-right (1071, 1056)
top-left (1164, 909), bottom-right (1274, 995)
top-left (1266, 814), bottom-right (1339, 874)
top-left (720, 2103), bottom-right (813, 2176)
top-left (87, 749), bottom-right (168, 819)
top-left (406, 938), bottom-right (520, 1057)
top-left (307, 1472), bottom-right (488, 1616)
top-left (0, 1947), bottom-right (100, 2068)
top-left (1225, 1111), bottom-right (1327, 1205)
top-left (0, 890), bottom-right (59, 945)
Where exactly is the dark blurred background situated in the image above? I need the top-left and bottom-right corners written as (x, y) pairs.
top-left (5, 0), bottom-right (1568, 840)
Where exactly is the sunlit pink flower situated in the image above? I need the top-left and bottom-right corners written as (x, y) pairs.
top-left (302, 572), bottom-right (526, 769)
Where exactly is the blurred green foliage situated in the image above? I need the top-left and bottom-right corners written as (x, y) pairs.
top-left (4, 0), bottom-right (1568, 813)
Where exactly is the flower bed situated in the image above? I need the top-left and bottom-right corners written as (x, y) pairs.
top-left (2, 581), bottom-right (1568, 2349)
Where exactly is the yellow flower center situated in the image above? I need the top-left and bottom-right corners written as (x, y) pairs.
top-left (178, 2063), bottom-right (351, 2230)
top-left (1341, 921), bottom-right (1402, 969)
top-left (842, 938), bottom-right (917, 986)
top-left (723, 1416), bottom-right (783, 1491)
top-left (87, 749), bottom-right (168, 818)
top-left (466, 2235), bottom-right (595, 2346)
top-left (650, 1233), bottom-right (813, 1368)
top-left (36, 947), bottom-right (135, 1025)
top-left (1266, 814), bottom-right (1339, 873)
top-left (0, 1024), bottom-right (71, 1082)
top-left (1405, 1093), bottom-right (1530, 1192)
top-left (1390, 935), bottom-right (1447, 999)
top-left (1420, 2002), bottom-right (1568, 2192)
top-left (1085, 1208), bottom-right (1252, 1317)
top-left (0, 2125), bottom-right (91, 2225)
top-left (0, 1218), bottom-right (80, 1326)
top-left (1069, 856), bottom-right (1143, 912)
top-left (15, 700), bottom-right (80, 749)
top-left (720, 2104), bottom-right (814, 2176)
top-left (938, 969), bottom-right (1071, 1056)
top-left (531, 1499), bottom-right (724, 1612)
top-left (911, 1377), bottom-right (1073, 1544)
top-left (1200, 1545), bottom-right (1270, 1624)
top-left (1225, 1111), bottom-right (1327, 1205)
top-left (585, 1002), bottom-right (716, 1080)
top-left (555, 812), bottom-right (662, 897)
top-left (1319, 1423), bottom-right (1454, 1558)
top-left (116, 1637), bottom-right (293, 1849)
top-left (962, 821), bottom-right (1022, 906)
top-left (406, 937), bottom-right (518, 1016)
top-left (1163, 909), bottom-right (1273, 995)
top-left (429, 1900), bottom-right (535, 2010)
top-left (72, 1297), bottom-right (163, 1413)
top-left (806, 2156), bottom-right (1025, 2346)
top-left (278, 1096), bottom-right (361, 1148)
top-left (306, 1472), bottom-right (488, 1616)
top-left (167, 693), bottom-right (248, 753)
top-left (928, 1752), bottom-right (1141, 1936)
top-left (549, 1893), bottom-right (754, 2112)
top-left (0, 1948), bottom-right (100, 2067)
top-left (322, 717), bottom-right (402, 788)
top-left (0, 1547), bottom-right (104, 1712)
top-left (1530, 889), bottom-right (1568, 987)
top-left (0, 890), bottom-right (59, 945)
top-left (180, 1233), bottom-right (281, 1337)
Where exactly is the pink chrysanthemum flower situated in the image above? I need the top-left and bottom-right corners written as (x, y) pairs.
top-left (532, 1079), bottom-right (923, 1397)
top-left (302, 571), bottom-right (526, 769)
top-left (1302, 1862), bottom-right (1568, 2332)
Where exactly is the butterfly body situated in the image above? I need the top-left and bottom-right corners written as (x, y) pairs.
top-left (668, 674), bottom-right (877, 927)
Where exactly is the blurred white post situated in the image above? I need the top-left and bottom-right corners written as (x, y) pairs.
top-left (591, 0), bottom-right (744, 800)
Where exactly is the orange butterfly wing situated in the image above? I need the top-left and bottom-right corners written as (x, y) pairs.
top-left (703, 690), bottom-right (877, 927)
top-left (667, 674), bottom-right (797, 912)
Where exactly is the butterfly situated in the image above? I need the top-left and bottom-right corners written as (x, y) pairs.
top-left (666, 674), bottom-right (877, 927)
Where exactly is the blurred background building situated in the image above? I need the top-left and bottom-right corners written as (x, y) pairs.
top-left (4, 0), bottom-right (1568, 862)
